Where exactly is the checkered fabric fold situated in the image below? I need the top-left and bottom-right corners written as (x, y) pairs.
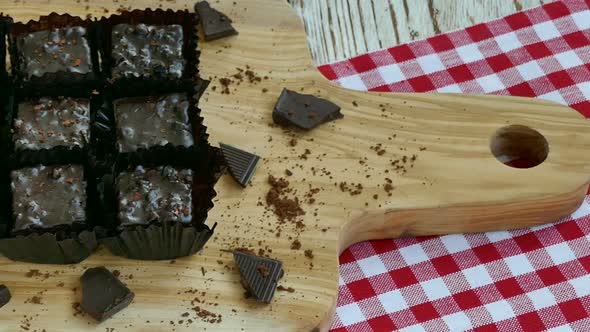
top-left (319, 1), bottom-right (590, 331)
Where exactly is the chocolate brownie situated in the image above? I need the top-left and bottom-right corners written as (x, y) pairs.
top-left (11, 165), bottom-right (86, 232)
top-left (114, 93), bottom-right (193, 152)
top-left (111, 24), bottom-right (184, 79)
top-left (13, 97), bottom-right (90, 150)
top-left (116, 166), bottom-right (193, 226)
top-left (16, 26), bottom-right (92, 79)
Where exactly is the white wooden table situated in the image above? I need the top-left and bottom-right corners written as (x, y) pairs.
top-left (289, 0), bottom-right (550, 65)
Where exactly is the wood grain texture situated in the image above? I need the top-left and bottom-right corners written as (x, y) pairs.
top-left (289, 0), bottom-right (552, 65)
top-left (0, 1), bottom-right (589, 331)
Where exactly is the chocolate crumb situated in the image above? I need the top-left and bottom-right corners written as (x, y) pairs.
top-left (219, 78), bottom-right (232, 94)
top-left (25, 270), bottom-right (41, 278)
top-left (277, 286), bottom-right (295, 293)
top-left (304, 249), bottom-right (314, 259)
top-left (265, 175), bottom-right (304, 223)
top-left (257, 265), bottom-right (270, 277)
top-left (290, 239), bottom-right (301, 250)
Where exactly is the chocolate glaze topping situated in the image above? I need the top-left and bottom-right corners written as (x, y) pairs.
top-left (116, 166), bottom-right (193, 226)
top-left (13, 97), bottom-right (90, 150)
top-left (17, 26), bottom-right (92, 79)
top-left (11, 165), bottom-right (86, 232)
top-left (114, 93), bottom-right (193, 152)
top-left (111, 24), bottom-right (184, 79)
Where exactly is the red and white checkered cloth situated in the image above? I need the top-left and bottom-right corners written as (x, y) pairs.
top-left (317, 1), bottom-right (590, 331)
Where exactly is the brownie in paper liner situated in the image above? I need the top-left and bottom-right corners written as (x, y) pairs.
top-left (96, 81), bottom-right (209, 168)
top-left (99, 145), bottom-right (226, 260)
top-left (0, 152), bottom-right (102, 264)
top-left (99, 9), bottom-right (199, 87)
top-left (5, 88), bottom-right (100, 169)
top-left (8, 13), bottom-right (101, 91)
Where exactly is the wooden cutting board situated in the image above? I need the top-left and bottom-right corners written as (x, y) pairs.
top-left (1, 1), bottom-right (590, 331)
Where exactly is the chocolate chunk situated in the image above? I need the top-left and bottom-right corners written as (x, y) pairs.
top-left (14, 97), bottom-right (90, 150)
top-left (16, 26), bottom-right (92, 79)
top-left (111, 24), bottom-right (185, 79)
top-left (273, 89), bottom-right (343, 130)
top-left (220, 143), bottom-right (260, 187)
top-left (11, 165), bottom-right (86, 232)
top-left (80, 267), bottom-right (134, 322)
top-left (233, 250), bottom-right (283, 303)
top-left (195, 77), bottom-right (210, 101)
top-left (114, 93), bottom-right (193, 153)
top-left (195, 1), bottom-right (238, 41)
top-left (116, 166), bottom-right (193, 226)
top-left (0, 285), bottom-right (11, 309)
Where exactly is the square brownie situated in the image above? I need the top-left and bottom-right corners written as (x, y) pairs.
top-left (116, 166), bottom-right (193, 226)
top-left (11, 165), bottom-right (86, 232)
top-left (111, 24), bottom-right (184, 79)
top-left (114, 93), bottom-right (193, 152)
top-left (16, 26), bottom-right (93, 79)
top-left (13, 96), bottom-right (90, 150)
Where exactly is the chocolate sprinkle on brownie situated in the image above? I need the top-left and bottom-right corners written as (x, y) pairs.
top-left (0, 285), bottom-right (11, 309)
top-left (114, 93), bottom-right (193, 153)
top-left (11, 165), bottom-right (86, 232)
top-left (13, 97), bottom-right (90, 150)
top-left (16, 26), bottom-right (92, 79)
top-left (80, 266), bottom-right (135, 322)
top-left (195, 1), bottom-right (238, 41)
top-left (273, 88), bottom-right (343, 130)
top-left (111, 23), bottom-right (185, 79)
top-left (116, 166), bottom-right (193, 227)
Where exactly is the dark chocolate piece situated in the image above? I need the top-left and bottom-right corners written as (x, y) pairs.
top-left (80, 266), bottom-right (135, 322)
top-left (16, 26), bottom-right (92, 79)
top-left (116, 166), bottom-right (193, 227)
top-left (111, 24), bottom-right (185, 79)
top-left (273, 89), bottom-right (343, 130)
top-left (0, 285), bottom-right (11, 309)
top-left (114, 93), bottom-right (193, 153)
top-left (233, 250), bottom-right (284, 303)
top-left (220, 143), bottom-right (259, 187)
top-left (195, 1), bottom-right (238, 41)
top-left (14, 97), bottom-right (90, 150)
top-left (11, 165), bottom-right (86, 232)
top-left (195, 77), bottom-right (210, 101)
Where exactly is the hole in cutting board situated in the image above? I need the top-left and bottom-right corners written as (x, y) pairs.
top-left (490, 125), bottom-right (549, 169)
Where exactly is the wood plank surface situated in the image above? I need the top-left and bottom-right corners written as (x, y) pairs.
top-left (289, 0), bottom-right (552, 65)
top-left (0, 1), bottom-right (589, 331)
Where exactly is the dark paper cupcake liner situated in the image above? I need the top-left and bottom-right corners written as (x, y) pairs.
top-left (0, 230), bottom-right (97, 264)
top-left (8, 13), bottom-right (102, 92)
top-left (0, 145), bottom-right (103, 264)
top-left (100, 145), bottom-right (226, 260)
top-left (99, 9), bottom-right (199, 88)
top-left (97, 81), bottom-right (209, 169)
top-left (100, 221), bottom-right (214, 261)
